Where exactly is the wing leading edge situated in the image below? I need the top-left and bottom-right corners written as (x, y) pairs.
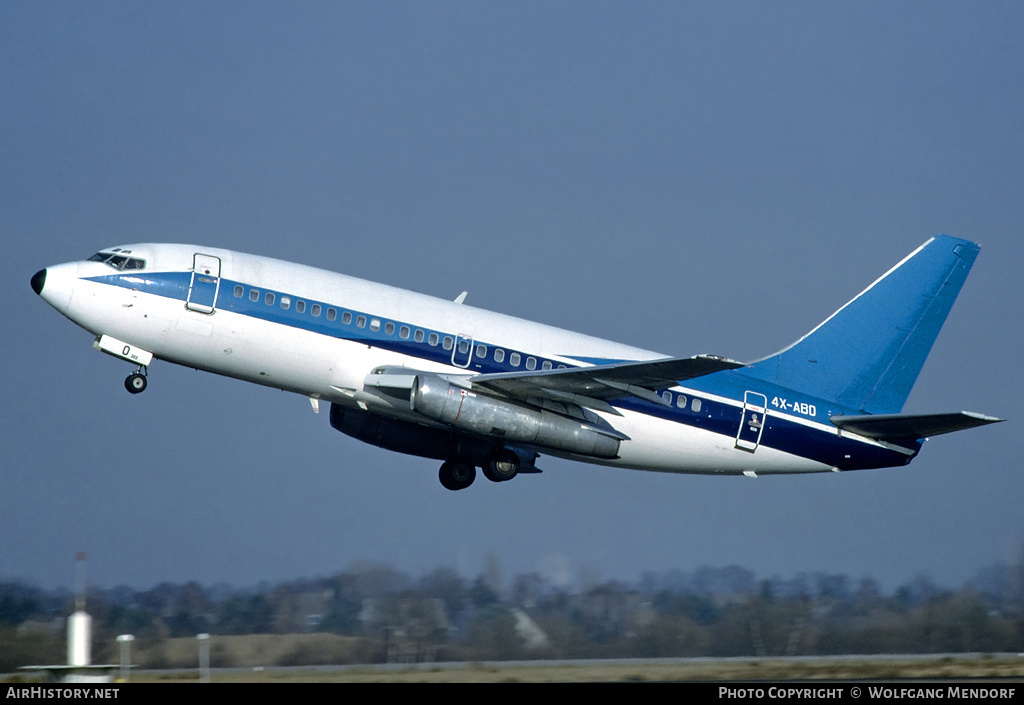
top-left (470, 355), bottom-right (744, 414)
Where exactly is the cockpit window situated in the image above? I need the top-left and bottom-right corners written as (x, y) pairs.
top-left (89, 250), bottom-right (146, 271)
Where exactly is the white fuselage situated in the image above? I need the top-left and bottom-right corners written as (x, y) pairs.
top-left (36, 243), bottom-right (892, 480)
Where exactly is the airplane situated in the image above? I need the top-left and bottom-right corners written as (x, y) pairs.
top-left (30, 234), bottom-right (1002, 490)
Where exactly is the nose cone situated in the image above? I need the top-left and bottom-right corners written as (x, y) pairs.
top-left (31, 269), bottom-right (47, 295)
top-left (33, 262), bottom-right (78, 315)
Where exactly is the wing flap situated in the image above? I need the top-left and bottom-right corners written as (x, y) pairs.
top-left (831, 411), bottom-right (1003, 440)
top-left (471, 355), bottom-right (743, 410)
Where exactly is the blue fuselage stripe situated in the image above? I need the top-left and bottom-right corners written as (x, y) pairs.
top-left (88, 271), bottom-right (919, 470)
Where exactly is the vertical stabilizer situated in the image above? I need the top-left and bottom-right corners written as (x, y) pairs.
top-left (742, 235), bottom-right (980, 414)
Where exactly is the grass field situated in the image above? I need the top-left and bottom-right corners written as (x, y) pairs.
top-left (127, 654), bottom-right (1024, 683)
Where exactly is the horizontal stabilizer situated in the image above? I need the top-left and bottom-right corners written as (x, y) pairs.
top-left (831, 411), bottom-right (1003, 440)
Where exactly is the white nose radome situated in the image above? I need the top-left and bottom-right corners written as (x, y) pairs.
top-left (32, 261), bottom-right (79, 315)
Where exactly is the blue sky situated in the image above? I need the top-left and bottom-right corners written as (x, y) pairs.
top-left (2, 1), bottom-right (1022, 591)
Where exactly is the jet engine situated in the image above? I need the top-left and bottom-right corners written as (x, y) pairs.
top-left (364, 367), bottom-right (622, 459)
top-left (331, 401), bottom-right (510, 462)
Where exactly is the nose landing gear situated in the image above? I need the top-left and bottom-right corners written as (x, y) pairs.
top-left (92, 336), bottom-right (153, 395)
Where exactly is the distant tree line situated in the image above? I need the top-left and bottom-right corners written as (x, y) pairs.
top-left (2, 556), bottom-right (1023, 671)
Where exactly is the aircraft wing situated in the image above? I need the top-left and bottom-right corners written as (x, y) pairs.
top-left (831, 411), bottom-right (1003, 440)
top-left (470, 355), bottom-right (743, 414)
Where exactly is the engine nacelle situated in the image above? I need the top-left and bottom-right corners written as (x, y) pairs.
top-left (329, 403), bottom-right (494, 462)
top-left (409, 371), bottom-right (620, 459)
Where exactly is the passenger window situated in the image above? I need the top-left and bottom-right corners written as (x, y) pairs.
top-left (662, 391), bottom-right (672, 404)
top-left (385, 322), bottom-right (395, 335)
top-left (342, 311), bottom-right (352, 325)
top-left (400, 326), bottom-right (410, 339)
top-left (494, 349), bottom-right (505, 363)
top-left (280, 296), bottom-right (290, 310)
top-left (327, 308), bottom-right (337, 321)
top-left (233, 285), bottom-right (244, 298)
top-left (442, 336), bottom-right (453, 351)
top-left (676, 395), bottom-right (687, 409)
top-left (692, 398), bottom-right (702, 413)
top-left (370, 318), bottom-right (380, 331)
top-left (428, 332), bottom-right (439, 346)
top-left (542, 360), bottom-right (552, 370)
top-left (311, 304), bottom-right (321, 317)
top-left (509, 352), bottom-right (521, 367)
top-left (476, 344), bottom-right (487, 358)
top-left (265, 292), bottom-right (275, 306)
top-left (526, 357), bottom-right (537, 370)
top-left (558, 364), bottom-right (567, 369)
top-left (356, 315), bottom-right (366, 328)
top-left (249, 289), bottom-right (260, 302)
top-left (296, 300), bottom-right (306, 314)
top-left (458, 339), bottom-right (469, 353)
top-left (414, 329), bottom-right (425, 343)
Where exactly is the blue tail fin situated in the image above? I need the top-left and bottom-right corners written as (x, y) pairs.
top-left (741, 235), bottom-right (980, 414)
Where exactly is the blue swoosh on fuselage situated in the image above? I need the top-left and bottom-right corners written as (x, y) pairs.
top-left (86, 271), bottom-right (918, 470)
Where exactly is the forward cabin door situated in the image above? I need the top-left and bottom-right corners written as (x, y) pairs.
top-left (186, 253), bottom-right (222, 314)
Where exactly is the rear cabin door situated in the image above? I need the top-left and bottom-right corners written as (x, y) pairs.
top-left (186, 253), bottom-right (221, 314)
top-left (735, 391), bottom-right (768, 452)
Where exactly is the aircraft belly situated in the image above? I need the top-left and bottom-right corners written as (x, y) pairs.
top-left (607, 409), bottom-right (832, 475)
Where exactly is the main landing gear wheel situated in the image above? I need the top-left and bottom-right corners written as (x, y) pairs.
top-left (483, 448), bottom-right (520, 483)
top-left (439, 461), bottom-right (476, 491)
top-left (125, 371), bottom-right (148, 394)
